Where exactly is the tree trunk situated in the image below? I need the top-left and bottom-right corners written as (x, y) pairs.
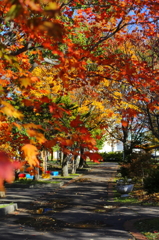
top-left (50, 149), bottom-right (54, 161)
top-left (0, 191), bottom-right (6, 198)
top-left (75, 155), bottom-right (80, 169)
top-left (123, 142), bottom-right (126, 162)
top-left (61, 154), bottom-right (69, 176)
top-left (78, 147), bottom-right (85, 169)
top-left (122, 125), bottom-right (128, 162)
top-left (123, 143), bottom-right (133, 163)
top-left (34, 167), bottom-right (39, 180)
top-left (42, 150), bottom-right (47, 173)
top-left (71, 155), bottom-right (77, 174)
top-left (60, 151), bottom-right (63, 166)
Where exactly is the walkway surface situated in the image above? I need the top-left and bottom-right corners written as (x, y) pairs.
top-left (0, 162), bottom-right (159, 240)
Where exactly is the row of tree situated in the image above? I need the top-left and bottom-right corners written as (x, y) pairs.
top-left (1, 0), bottom-right (159, 186)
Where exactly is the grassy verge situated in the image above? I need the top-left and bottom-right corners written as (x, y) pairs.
top-left (135, 218), bottom-right (159, 240)
top-left (113, 183), bottom-right (159, 239)
top-left (86, 161), bottom-right (101, 165)
top-left (111, 174), bottom-right (159, 206)
top-left (112, 177), bottom-right (142, 205)
top-left (113, 193), bottom-right (141, 204)
top-left (53, 174), bottom-right (81, 179)
top-left (14, 179), bottom-right (61, 184)
top-left (0, 202), bottom-right (14, 208)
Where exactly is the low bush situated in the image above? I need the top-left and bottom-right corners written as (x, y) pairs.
top-left (119, 166), bottom-right (130, 178)
top-left (100, 152), bottom-right (123, 162)
top-left (120, 152), bottom-right (157, 181)
top-left (144, 168), bottom-right (159, 194)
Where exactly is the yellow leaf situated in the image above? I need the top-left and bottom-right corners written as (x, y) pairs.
top-left (23, 123), bottom-right (44, 131)
top-left (154, 106), bottom-right (159, 110)
top-left (19, 78), bottom-right (32, 87)
top-left (0, 101), bottom-right (23, 119)
top-left (45, 2), bottom-right (58, 10)
top-left (26, 129), bottom-right (46, 144)
top-left (114, 91), bottom-right (122, 98)
top-left (5, 4), bottom-right (19, 21)
top-left (13, 123), bottom-right (22, 131)
top-left (21, 144), bottom-right (39, 167)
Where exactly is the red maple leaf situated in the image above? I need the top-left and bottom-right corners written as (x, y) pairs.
top-left (70, 116), bottom-right (83, 128)
top-left (0, 151), bottom-right (22, 190)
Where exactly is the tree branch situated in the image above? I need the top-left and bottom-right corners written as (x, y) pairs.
top-left (11, 42), bottom-right (43, 56)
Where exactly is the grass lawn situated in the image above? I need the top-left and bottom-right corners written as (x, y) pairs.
top-left (135, 218), bottom-right (159, 240)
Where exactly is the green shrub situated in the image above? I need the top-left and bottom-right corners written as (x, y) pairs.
top-left (100, 152), bottom-right (123, 162)
top-left (144, 168), bottom-right (159, 194)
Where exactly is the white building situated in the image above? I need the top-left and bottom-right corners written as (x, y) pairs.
top-left (99, 141), bottom-right (123, 153)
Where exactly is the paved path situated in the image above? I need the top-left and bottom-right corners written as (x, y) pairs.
top-left (0, 162), bottom-right (159, 240)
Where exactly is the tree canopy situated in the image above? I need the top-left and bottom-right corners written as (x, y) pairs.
top-left (0, 0), bottom-right (159, 188)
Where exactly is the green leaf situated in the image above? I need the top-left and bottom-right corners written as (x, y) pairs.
top-left (5, 4), bottom-right (21, 21)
